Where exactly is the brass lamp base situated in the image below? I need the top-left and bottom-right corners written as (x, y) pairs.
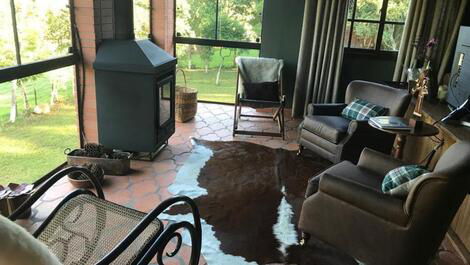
top-left (409, 117), bottom-right (424, 130)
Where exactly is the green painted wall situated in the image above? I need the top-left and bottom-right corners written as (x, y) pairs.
top-left (260, 0), bottom-right (305, 107)
top-left (338, 52), bottom-right (397, 101)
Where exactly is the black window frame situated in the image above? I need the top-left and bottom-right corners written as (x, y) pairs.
top-left (345, 0), bottom-right (407, 56)
top-left (0, 0), bottom-right (78, 83)
top-left (174, 0), bottom-right (262, 51)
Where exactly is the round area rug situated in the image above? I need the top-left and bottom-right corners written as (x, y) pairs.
top-left (160, 139), bottom-right (357, 265)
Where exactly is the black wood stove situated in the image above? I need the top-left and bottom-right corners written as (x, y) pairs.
top-left (93, 0), bottom-right (176, 159)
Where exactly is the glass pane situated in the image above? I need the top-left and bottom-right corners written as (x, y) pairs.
top-left (344, 21), bottom-right (352, 47)
top-left (381, 24), bottom-right (404, 51)
top-left (348, 0), bottom-right (354, 19)
top-left (0, 66), bottom-right (79, 184)
top-left (159, 81), bottom-right (172, 126)
top-left (355, 0), bottom-right (383, 21)
top-left (176, 44), bottom-right (259, 104)
top-left (15, 0), bottom-right (72, 64)
top-left (0, 1), bottom-right (17, 68)
top-left (176, 0), bottom-right (217, 39)
top-left (386, 0), bottom-right (410, 22)
top-left (350, 22), bottom-right (379, 49)
top-left (218, 0), bottom-right (264, 42)
top-left (134, 0), bottom-right (150, 39)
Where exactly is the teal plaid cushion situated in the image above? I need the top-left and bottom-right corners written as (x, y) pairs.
top-left (341, 98), bottom-right (387, 120)
top-left (382, 165), bottom-right (429, 193)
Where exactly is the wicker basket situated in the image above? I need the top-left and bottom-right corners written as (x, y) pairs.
top-left (176, 69), bottom-right (197, 123)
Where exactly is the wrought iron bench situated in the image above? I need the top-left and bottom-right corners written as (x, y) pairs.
top-left (8, 166), bottom-right (202, 265)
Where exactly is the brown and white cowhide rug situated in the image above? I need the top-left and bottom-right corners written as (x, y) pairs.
top-left (160, 139), bottom-right (357, 265)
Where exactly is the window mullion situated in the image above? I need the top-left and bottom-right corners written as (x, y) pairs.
top-left (215, 0), bottom-right (220, 40)
top-left (348, 0), bottom-right (358, 48)
top-left (376, 0), bottom-right (389, 51)
top-left (10, 0), bottom-right (22, 65)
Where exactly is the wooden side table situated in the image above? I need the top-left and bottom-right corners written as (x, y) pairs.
top-left (368, 119), bottom-right (439, 159)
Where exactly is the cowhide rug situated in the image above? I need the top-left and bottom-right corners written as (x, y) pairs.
top-left (160, 139), bottom-right (358, 265)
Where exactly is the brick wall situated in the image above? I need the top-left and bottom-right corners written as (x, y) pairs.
top-left (74, 0), bottom-right (99, 144)
top-left (152, 0), bottom-right (175, 56)
top-left (73, 0), bottom-right (175, 145)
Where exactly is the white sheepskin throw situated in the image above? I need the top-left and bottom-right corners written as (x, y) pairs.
top-left (0, 215), bottom-right (61, 265)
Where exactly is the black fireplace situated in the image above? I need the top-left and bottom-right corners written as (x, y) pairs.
top-left (93, 0), bottom-right (176, 157)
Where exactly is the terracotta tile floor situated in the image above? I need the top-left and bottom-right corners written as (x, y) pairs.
top-left (17, 102), bottom-right (466, 265)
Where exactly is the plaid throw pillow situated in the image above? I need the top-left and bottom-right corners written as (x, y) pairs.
top-left (341, 98), bottom-right (387, 121)
top-left (382, 165), bottom-right (429, 193)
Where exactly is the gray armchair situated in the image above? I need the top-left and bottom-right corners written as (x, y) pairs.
top-left (299, 141), bottom-right (470, 265)
top-left (298, 80), bottom-right (411, 163)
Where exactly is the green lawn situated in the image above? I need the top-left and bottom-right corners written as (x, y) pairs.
top-left (176, 68), bottom-right (237, 104)
top-left (0, 72), bottom-right (79, 185)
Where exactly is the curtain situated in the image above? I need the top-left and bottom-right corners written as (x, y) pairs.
top-left (393, 0), bottom-right (468, 85)
top-left (292, 0), bottom-right (350, 118)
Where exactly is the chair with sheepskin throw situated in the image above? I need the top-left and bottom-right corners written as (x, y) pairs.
top-left (6, 166), bottom-right (202, 265)
top-left (298, 141), bottom-right (470, 265)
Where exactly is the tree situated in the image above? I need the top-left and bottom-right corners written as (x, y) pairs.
top-left (45, 8), bottom-right (71, 53)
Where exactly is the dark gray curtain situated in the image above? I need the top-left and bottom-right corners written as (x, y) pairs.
top-left (393, 0), bottom-right (468, 84)
top-left (292, 0), bottom-right (350, 118)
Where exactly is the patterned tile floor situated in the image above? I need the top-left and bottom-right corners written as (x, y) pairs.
top-left (17, 102), bottom-right (466, 265)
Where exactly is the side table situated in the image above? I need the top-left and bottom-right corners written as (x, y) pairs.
top-left (368, 119), bottom-right (439, 159)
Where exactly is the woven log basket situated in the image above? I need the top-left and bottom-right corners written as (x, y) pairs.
top-left (176, 69), bottom-right (198, 122)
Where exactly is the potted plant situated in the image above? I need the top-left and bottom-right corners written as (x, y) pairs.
top-left (65, 143), bottom-right (131, 175)
top-left (67, 163), bottom-right (105, 189)
top-left (175, 69), bottom-right (198, 122)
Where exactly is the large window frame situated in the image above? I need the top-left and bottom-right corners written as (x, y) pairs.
top-left (0, 0), bottom-right (80, 184)
top-left (0, 0), bottom-right (78, 83)
top-left (345, 0), bottom-right (406, 55)
top-left (174, 0), bottom-right (262, 53)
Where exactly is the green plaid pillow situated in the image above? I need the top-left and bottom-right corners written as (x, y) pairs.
top-left (341, 98), bottom-right (387, 121)
top-left (382, 165), bottom-right (429, 193)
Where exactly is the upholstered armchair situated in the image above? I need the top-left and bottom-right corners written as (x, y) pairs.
top-left (298, 80), bottom-right (411, 163)
top-left (298, 141), bottom-right (470, 265)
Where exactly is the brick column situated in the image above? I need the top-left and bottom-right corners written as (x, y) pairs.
top-left (73, 0), bottom-right (99, 144)
top-left (151, 0), bottom-right (175, 56)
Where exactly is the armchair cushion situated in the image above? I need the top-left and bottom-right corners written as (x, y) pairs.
top-left (305, 160), bottom-right (383, 197)
top-left (303, 115), bottom-right (350, 144)
top-left (357, 148), bottom-right (406, 176)
top-left (319, 173), bottom-right (408, 226)
top-left (341, 98), bottom-right (388, 121)
top-left (307, 103), bottom-right (347, 116)
top-left (382, 165), bottom-right (429, 193)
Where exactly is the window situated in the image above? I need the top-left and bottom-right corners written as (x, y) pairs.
top-left (345, 0), bottom-right (410, 52)
top-left (0, 0), bottom-right (79, 184)
top-left (176, 0), bottom-right (263, 44)
top-left (134, 0), bottom-right (150, 40)
top-left (0, 0), bottom-right (73, 67)
top-left (175, 0), bottom-right (264, 103)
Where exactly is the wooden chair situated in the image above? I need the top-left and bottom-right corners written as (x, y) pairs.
top-left (233, 56), bottom-right (285, 139)
top-left (8, 166), bottom-right (202, 265)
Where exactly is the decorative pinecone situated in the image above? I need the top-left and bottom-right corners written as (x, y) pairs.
top-left (73, 149), bottom-right (87, 157)
top-left (84, 143), bottom-right (105, 158)
top-left (69, 163), bottom-right (104, 181)
top-left (111, 152), bottom-right (129, 160)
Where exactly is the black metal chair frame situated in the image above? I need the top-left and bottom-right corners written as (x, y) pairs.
top-left (232, 68), bottom-right (286, 140)
top-left (8, 166), bottom-right (202, 265)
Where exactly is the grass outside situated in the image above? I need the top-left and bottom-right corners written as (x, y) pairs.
top-left (176, 68), bottom-right (237, 104)
top-left (0, 71), bottom-right (79, 185)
